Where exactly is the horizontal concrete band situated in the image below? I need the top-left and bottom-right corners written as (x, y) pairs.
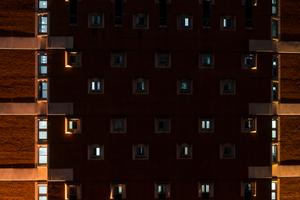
top-left (0, 103), bottom-right (73, 115)
top-left (249, 103), bottom-right (300, 115)
top-left (0, 36), bottom-right (73, 49)
top-left (272, 165), bottom-right (300, 177)
top-left (0, 167), bottom-right (47, 181)
top-left (249, 40), bottom-right (300, 53)
top-left (248, 166), bottom-right (272, 178)
top-left (48, 168), bottom-right (73, 181)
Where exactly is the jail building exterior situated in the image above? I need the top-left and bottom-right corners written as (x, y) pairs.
top-left (0, 0), bottom-right (299, 199)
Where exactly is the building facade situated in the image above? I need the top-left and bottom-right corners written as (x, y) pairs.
top-left (0, 0), bottom-right (299, 199)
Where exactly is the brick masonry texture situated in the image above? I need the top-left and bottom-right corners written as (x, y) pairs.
top-left (280, 178), bottom-right (300, 200)
top-left (281, 0), bottom-right (300, 41)
top-left (0, 182), bottom-right (35, 200)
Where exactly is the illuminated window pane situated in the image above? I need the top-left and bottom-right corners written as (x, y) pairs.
top-left (39, 0), bottom-right (47, 9)
top-left (38, 147), bottom-right (47, 164)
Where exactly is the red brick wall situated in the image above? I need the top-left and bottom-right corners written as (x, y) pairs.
top-left (0, 181), bottom-right (35, 200)
top-left (280, 178), bottom-right (300, 200)
top-left (281, 0), bottom-right (300, 41)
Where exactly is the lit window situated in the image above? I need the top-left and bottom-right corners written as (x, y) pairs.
top-left (221, 16), bottom-right (235, 30)
top-left (111, 118), bottom-right (127, 133)
top-left (199, 54), bottom-right (214, 68)
top-left (242, 54), bottom-right (257, 70)
top-left (88, 13), bottom-right (104, 28)
top-left (132, 144), bottom-right (149, 160)
top-left (178, 15), bottom-right (192, 29)
top-left (65, 184), bottom-right (82, 200)
top-left (272, 19), bottom-right (279, 39)
top-left (38, 118), bottom-right (47, 141)
top-left (177, 144), bottom-right (192, 159)
top-left (198, 182), bottom-right (214, 199)
top-left (133, 78), bottom-right (149, 95)
top-left (272, 117), bottom-right (278, 140)
top-left (111, 52), bottom-right (126, 68)
top-left (133, 13), bottom-right (148, 29)
top-left (65, 118), bottom-right (81, 134)
top-left (271, 180), bottom-right (277, 200)
top-left (38, 15), bottom-right (48, 34)
top-left (38, 52), bottom-right (48, 77)
top-left (88, 79), bottom-right (104, 94)
top-left (154, 183), bottom-right (170, 199)
top-left (199, 118), bottom-right (214, 133)
top-left (110, 184), bottom-right (126, 200)
top-left (88, 144), bottom-right (104, 160)
top-left (155, 53), bottom-right (171, 68)
top-left (241, 117), bottom-right (257, 133)
top-left (272, 55), bottom-right (279, 80)
top-left (38, 80), bottom-right (48, 100)
top-left (220, 143), bottom-right (236, 159)
top-left (242, 181), bottom-right (256, 199)
top-left (38, 184), bottom-right (47, 200)
top-left (220, 79), bottom-right (236, 95)
top-left (38, 146), bottom-right (47, 165)
top-left (155, 118), bottom-right (171, 133)
top-left (65, 51), bottom-right (81, 68)
top-left (272, 0), bottom-right (278, 16)
top-left (38, 0), bottom-right (47, 9)
top-left (177, 79), bottom-right (192, 94)
top-left (272, 82), bottom-right (278, 101)
top-left (272, 144), bottom-right (278, 163)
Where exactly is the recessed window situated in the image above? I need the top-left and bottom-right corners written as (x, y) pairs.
top-left (88, 144), bottom-right (104, 160)
top-left (38, 52), bottom-right (47, 77)
top-left (38, 14), bottom-right (48, 34)
top-left (114, 0), bottom-right (123, 25)
top-left (88, 13), bottom-right (104, 28)
top-left (241, 181), bottom-right (256, 200)
top-left (272, 144), bottom-right (278, 163)
top-left (157, 0), bottom-right (168, 26)
top-left (133, 78), bottom-right (149, 95)
top-left (199, 118), bottom-right (214, 133)
top-left (199, 54), bottom-right (214, 68)
top-left (65, 51), bottom-right (81, 68)
top-left (132, 144), bottom-right (149, 160)
top-left (37, 80), bottom-right (48, 100)
top-left (177, 79), bottom-right (192, 95)
top-left (177, 144), bottom-right (192, 159)
top-left (38, 146), bottom-right (47, 165)
top-left (155, 53), bottom-right (171, 68)
top-left (65, 118), bottom-right (81, 134)
top-left (241, 117), bottom-right (256, 133)
top-left (38, 183), bottom-right (47, 200)
top-left (272, 0), bottom-right (278, 16)
top-left (133, 13), bottom-right (149, 29)
top-left (38, 0), bottom-right (48, 9)
top-left (272, 82), bottom-right (279, 101)
top-left (272, 117), bottom-right (278, 140)
top-left (69, 0), bottom-right (77, 24)
top-left (88, 79), bottom-right (104, 94)
top-left (178, 15), bottom-right (192, 30)
top-left (154, 183), bottom-right (170, 199)
top-left (198, 182), bottom-right (214, 199)
top-left (110, 184), bottom-right (126, 200)
top-left (111, 118), bottom-right (127, 133)
top-left (202, 0), bottom-right (212, 28)
top-left (155, 118), bottom-right (171, 133)
top-left (220, 79), bottom-right (236, 95)
top-left (38, 118), bottom-right (47, 142)
top-left (272, 19), bottom-right (279, 39)
top-left (111, 52), bottom-right (126, 68)
top-left (220, 143), bottom-right (236, 159)
top-left (242, 54), bottom-right (257, 70)
top-left (65, 183), bottom-right (82, 200)
top-left (271, 180), bottom-right (277, 200)
top-left (272, 55), bottom-right (279, 80)
top-left (220, 16), bottom-right (235, 30)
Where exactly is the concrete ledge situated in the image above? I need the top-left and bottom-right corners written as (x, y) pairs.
top-left (0, 103), bottom-right (47, 115)
top-left (48, 103), bottom-right (73, 115)
top-left (277, 104), bottom-right (300, 115)
top-left (248, 166), bottom-right (272, 178)
top-left (277, 41), bottom-right (300, 53)
top-left (249, 103), bottom-right (277, 115)
top-left (0, 37), bottom-right (39, 49)
top-left (49, 168), bottom-right (73, 181)
top-left (0, 167), bottom-right (47, 181)
top-left (273, 165), bottom-right (300, 177)
top-left (48, 36), bottom-right (73, 49)
top-left (249, 40), bottom-right (276, 52)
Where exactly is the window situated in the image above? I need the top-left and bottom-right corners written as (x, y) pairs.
top-left (110, 184), bottom-right (126, 199)
top-left (199, 118), bottom-right (214, 133)
top-left (221, 16), bottom-right (235, 30)
top-left (38, 80), bottom-right (48, 100)
top-left (241, 181), bottom-right (256, 200)
top-left (272, 144), bottom-right (278, 163)
top-left (155, 53), bottom-right (171, 68)
top-left (38, 52), bottom-right (48, 77)
top-left (132, 144), bottom-right (149, 160)
top-left (133, 78), bottom-right (149, 95)
top-left (65, 51), bottom-right (81, 68)
top-left (271, 180), bottom-right (277, 200)
top-left (133, 13), bottom-right (149, 29)
top-left (199, 54), bottom-right (214, 68)
top-left (272, 82), bottom-right (279, 101)
top-left (88, 13), bottom-right (104, 28)
top-left (241, 117), bottom-right (257, 133)
top-left (244, 0), bottom-right (253, 28)
top-left (38, 146), bottom-right (47, 165)
top-left (38, 14), bottom-right (48, 34)
top-left (242, 54), bottom-right (257, 70)
top-left (220, 143), bottom-right (236, 159)
top-left (272, 117), bottom-right (278, 140)
top-left (220, 79), bottom-right (236, 95)
top-left (65, 118), bottom-right (81, 134)
top-left (177, 79), bottom-right (192, 95)
top-left (155, 118), bottom-right (171, 133)
top-left (114, 0), bottom-right (123, 25)
top-left (272, 0), bottom-right (278, 16)
top-left (177, 144), bottom-right (192, 159)
top-left (38, 0), bottom-right (47, 9)
top-left (111, 52), bottom-right (126, 68)
top-left (158, 0), bottom-right (167, 26)
top-left (65, 183), bottom-right (82, 200)
top-left (111, 118), bottom-right (127, 133)
top-left (178, 15), bottom-right (192, 30)
top-left (272, 55), bottom-right (279, 80)
top-left (202, 0), bottom-right (212, 28)
top-left (88, 79), bottom-right (104, 94)
top-left (154, 183), bottom-right (170, 199)
top-left (38, 184), bottom-right (47, 200)
top-left (198, 182), bottom-right (214, 199)
top-left (69, 0), bottom-right (77, 24)
top-left (88, 144), bottom-right (104, 160)
top-left (38, 118), bottom-right (47, 141)
top-left (272, 19), bottom-right (279, 39)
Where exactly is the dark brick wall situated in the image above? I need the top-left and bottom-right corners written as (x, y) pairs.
top-left (0, 182), bottom-right (35, 200)
top-left (281, 0), bottom-right (300, 41)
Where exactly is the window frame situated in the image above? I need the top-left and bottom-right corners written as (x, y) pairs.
top-left (199, 118), bottom-right (214, 133)
top-left (132, 144), bottom-right (149, 160)
top-left (88, 13), bottom-right (104, 28)
top-left (155, 118), bottom-right (171, 134)
top-left (111, 52), bottom-right (126, 68)
top-left (65, 183), bottom-right (82, 200)
top-left (133, 13), bottom-right (149, 29)
top-left (155, 52), bottom-right (171, 68)
top-left (177, 143), bottom-right (193, 159)
top-left (199, 53), bottom-right (214, 69)
top-left (110, 183), bottom-right (127, 199)
top-left (38, 14), bottom-right (48, 35)
top-left (37, 79), bottom-right (48, 101)
top-left (154, 183), bottom-right (171, 199)
top-left (37, 183), bottom-right (47, 200)
top-left (37, 117), bottom-right (48, 142)
top-left (220, 143), bottom-right (236, 159)
top-left (241, 181), bottom-right (256, 199)
top-left (133, 78), bottom-right (149, 95)
top-left (177, 79), bottom-right (193, 95)
top-left (38, 0), bottom-right (48, 9)
top-left (110, 118), bottom-right (127, 133)
top-left (88, 78), bottom-right (104, 94)
top-left (88, 144), bottom-right (104, 160)
top-left (65, 117), bottom-right (81, 134)
top-left (220, 79), bottom-right (236, 95)
top-left (220, 16), bottom-right (236, 31)
top-left (241, 117), bottom-right (257, 133)
top-left (65, 51), bottom-right (82, 68)
top-left (177, 15), bottom-right (193, 30)
top-left (38, 145), bottom-right (48, 165)
top-left (198, 182), bottom-right (214, 198)
top-left (241, 53), bottom-right (257, 70)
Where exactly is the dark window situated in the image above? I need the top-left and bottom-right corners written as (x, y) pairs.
top-left (159, 0), bottom-right (167, 26)
top-left (69, 0), bottom-right (77, 24)
top-left (272, 55), bottom-right (279, 80)
top-left (202, 0), bottom-right (211, 27)
top-left (245, 0), bottom-right (253, 28)
top-left (115, 0), bottom-right (123, 25)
